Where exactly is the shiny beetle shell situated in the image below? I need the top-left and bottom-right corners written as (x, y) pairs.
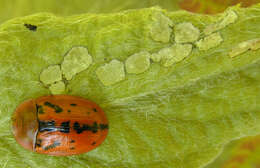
top-left (12, 95), bottom-right (109, 156)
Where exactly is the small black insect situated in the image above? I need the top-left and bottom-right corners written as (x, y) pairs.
top-left (24, 24), bottom-right (37, 31)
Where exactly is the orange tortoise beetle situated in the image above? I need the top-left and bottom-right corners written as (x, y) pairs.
top-left (12, 95), bottom-right (109, 156)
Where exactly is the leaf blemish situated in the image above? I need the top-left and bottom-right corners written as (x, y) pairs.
top-left (24, 23), bottom-right (37, 31)
top-left (204, 10), bottom-right (238, 35)
top-left (229, 38), bottom-right (260, 58)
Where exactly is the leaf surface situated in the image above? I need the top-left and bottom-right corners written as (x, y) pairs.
top-left (0, 5), bottom-right (260, 168)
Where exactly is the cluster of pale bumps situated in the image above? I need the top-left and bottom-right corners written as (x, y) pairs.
top-left (40, 9), bottom-right (259, 93)
top-left (39, 47), bottom-right (92, 94)
top-left (95, 10), bottom-right (238, 86)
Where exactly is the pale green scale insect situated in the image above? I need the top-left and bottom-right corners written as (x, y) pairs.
top-left (151, 44), bottom-right (192, 67)
top-left (151, 47), bottom-right (171, 63)
top-left (161, 44), bottom-right (192, 67)
top-left (174, 22), bottom-right (200, 43)
top-left (229, 38), bottom-right (260, 58)
top-left (49, 81), bottom-right (66, 94)
top-left (125, 51), bottom-right (151, 74)
top-left (96, 59), bottom-right (125, 86)
top-left (196, 32), bottom-right (223, 51)
top-left (61, 46), bottom-right (92, 80)
top-left (40, 65), bottom-right (62, 85)
top-left (39, 65), bottom-right (66, 94)
top-left (150, 12), bottom-right (173, 43)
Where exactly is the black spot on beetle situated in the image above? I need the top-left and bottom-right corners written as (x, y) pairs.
top-left (91, 142), bottom-right (96, 146)
top-left (60, 121), bottom-right (70, 133)
top-left (39, 120), bottom-right (57, 132)
top-left (70, 140), bottom-right (75, 143)
top-left (73, 122), bottom-right (100, 134)
top-left (36, 104), bottom-right (44, 114)
top-left (99, 124), bottom-right (109, 130)
top-left (70, 147), bottom-right (75, 150)
top-left (70, 103), bottom-right (77, 106)
top-left (93, 108), bottom-right (97, 112)
top-left (91, 122), bottom-right (98, 133)
top-left (73, 122), bottom-right (83, 134)
top-left (43, 141), bottom-right (61, 151)
top-left (44, 101), bottom-right (63, 113)
top-left (68, 110), bottom-right (71, 113)
top-left (82, 124), bottom-right (90, 131)
top-left (24, 23), bottom-right (37, 31)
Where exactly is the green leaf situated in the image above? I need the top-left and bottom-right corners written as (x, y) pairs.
top-left (206, 135), bottom-right (260, 168)
top-left (0, 0), bottom-right (181, 24)
top-left (0, 4), bottom-right (260, 168)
